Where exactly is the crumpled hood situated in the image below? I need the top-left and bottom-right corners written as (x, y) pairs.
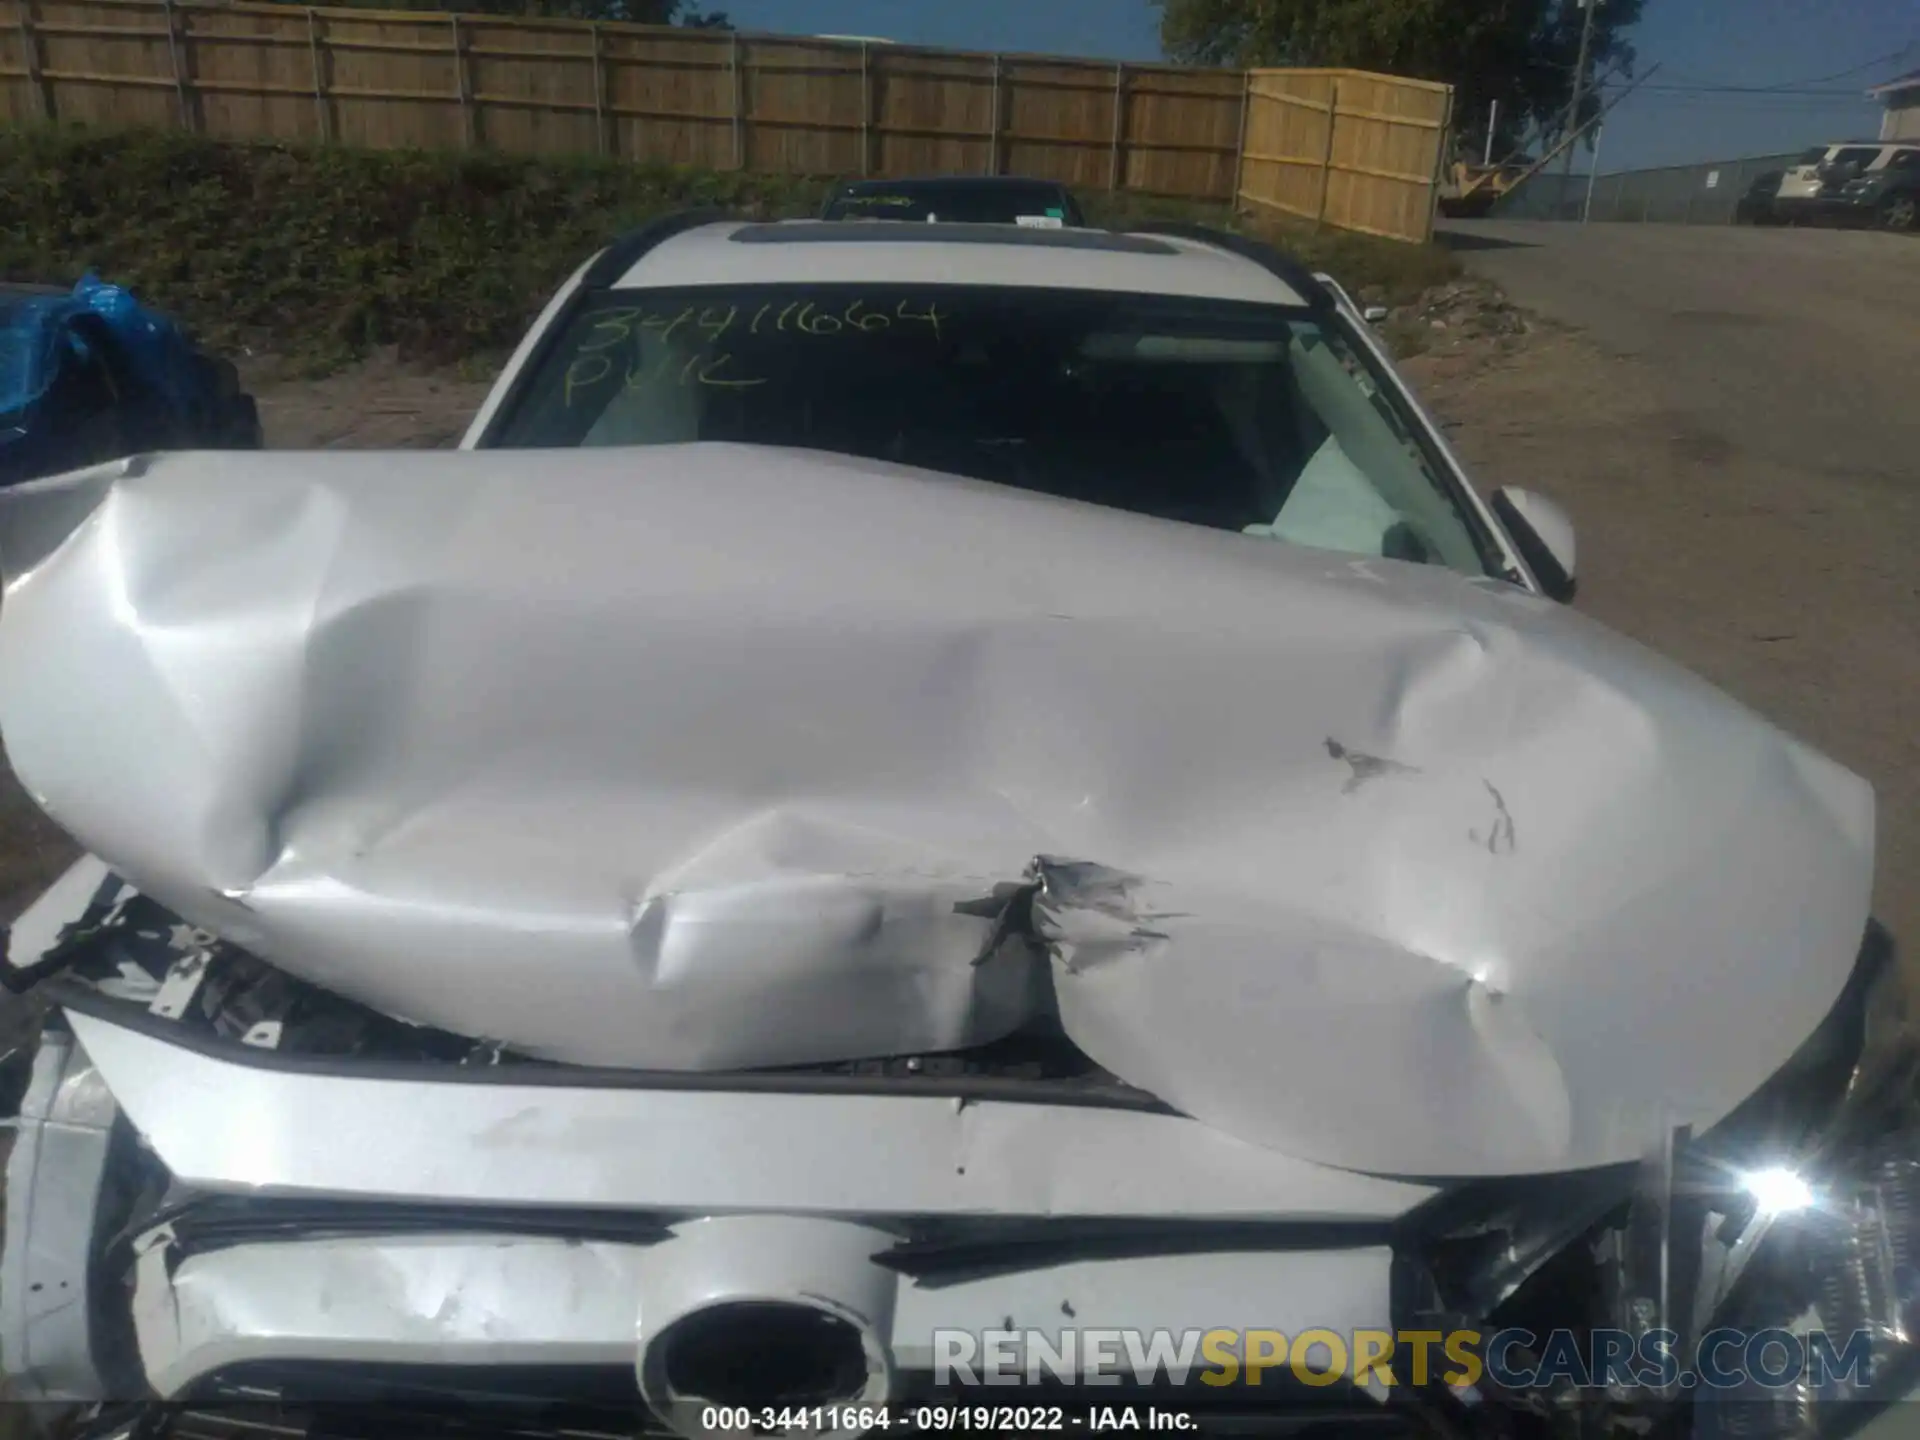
top-left (0, 447), bottom-right (1874, 1178)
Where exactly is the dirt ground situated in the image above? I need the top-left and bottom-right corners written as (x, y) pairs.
top-left (1430, 222), bottom-right (1920, 967)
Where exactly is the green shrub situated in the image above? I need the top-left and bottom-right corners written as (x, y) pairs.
top-left (0, 126), bottom-right (832, 367)
top-left (0, 125), bottom-right (1457, 369)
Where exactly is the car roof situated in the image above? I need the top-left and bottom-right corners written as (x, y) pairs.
top-left (608, 219), bottom-right (1315, 307)
top-left (832, 175), bottom-right (1071, 193)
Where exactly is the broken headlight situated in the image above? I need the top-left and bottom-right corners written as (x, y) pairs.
top-left (1687, 926), bottom-right (1920, 1437)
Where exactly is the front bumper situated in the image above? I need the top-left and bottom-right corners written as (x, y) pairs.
top-left (5, 1008), bottom-right (1432, 1432)
top-left (1771, 194), bottom-right (1878, 224)
top-left (10, 932), bottom-right (1920, 1439)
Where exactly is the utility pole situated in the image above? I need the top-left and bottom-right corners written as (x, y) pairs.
top-left (1583, 124), bottom-right (1604, 222)
top-left (1561, 0), bottom-right (1600, 185)
top-left (1483, 100), bottom-right (1498, 167)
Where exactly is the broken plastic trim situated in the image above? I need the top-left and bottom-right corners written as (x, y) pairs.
top-left (114, 1194), bottom-right (677, 1269)
top-left (0, 868), bottom-right (129, 995)
top-left (872, 1217), bottom-right (1399, 1284)
top-left (43, 978), bottom-right (1173, 1111)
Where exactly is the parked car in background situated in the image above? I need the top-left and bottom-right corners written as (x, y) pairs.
top-left (0, 275), bottom-right (261, 487)
top-left (820, 174), bottom-right (1087, 227)
top-left (1773, 142), bottom-right (1920, 229)
top-left (1837, 146), bottom-right (1920, 231)
top-left (1775, 142), bottom-right (1881, 208)
top-left (1734, 168), bottom-right (1785, 224)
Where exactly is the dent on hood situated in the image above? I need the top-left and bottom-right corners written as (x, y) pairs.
top-left (0, 446), bottom-right (1875, 1178)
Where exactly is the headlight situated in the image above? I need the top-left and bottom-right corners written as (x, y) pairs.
top-left (1695, 1129), bottom-right (1920, 1438)
top-left (1398, 925), bottom-right (1916, 1437)
top-left (1690, 927), bottom-right (1920, 1437)
top-left (1702, 922), bottom-right (1908, 1178)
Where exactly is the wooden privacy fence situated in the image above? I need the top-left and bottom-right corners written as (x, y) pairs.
top-left (1238, 68), bottom-right (1452, 242)
top-left (0, 0), bottom-right (1452, 241)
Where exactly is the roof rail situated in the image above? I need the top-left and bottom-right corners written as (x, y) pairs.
top-left (1123, 222), bottom-right (1333, 311)
top-left (580, 208), bottom-right (735, 290)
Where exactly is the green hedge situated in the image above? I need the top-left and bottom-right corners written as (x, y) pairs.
top-left (0, 126), bottom-right (833, 366)
top-left (1, 125), bottom-right (1454, 370)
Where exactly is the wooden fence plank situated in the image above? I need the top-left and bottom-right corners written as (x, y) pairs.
top-left (449, 13), bottom-right (472, 146)
top-left (1316, 76), bottom-right (1340, 226)
top-left (858, 38), bottom-right (869, 174)
top-left (306, 7), bottom-right (329, 141)
top-left (986, 51), bottom-right (1000, 174)
top-left (0, 0), bottom-right (1452, 234)
top-left (1240, 66), bottom-right (1450, 241)
top-left (15, 0), bottom-right (54, 119)
top-left (162, 0), bottom-right (194, 128)
top-left (727, 28), bottom-right (741, 167)
top-left (588, 22), bottom-right (603, 152)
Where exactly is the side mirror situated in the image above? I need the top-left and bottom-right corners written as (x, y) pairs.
top-left (1491, 487), bottom-right (1577, 602)
top-left (1363, 305), bottom-right (1390, 324)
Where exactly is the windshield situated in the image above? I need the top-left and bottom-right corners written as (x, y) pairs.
top-left (823, 184), bottom-right (1078, 226)
top-left (1827, 147), bottom-right (1882, 171)
top-left (488, 286), bottom-right (1502, 578)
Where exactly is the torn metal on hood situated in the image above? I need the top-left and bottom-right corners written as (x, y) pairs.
top-left (0, 446), bottom-right (1875, 1177)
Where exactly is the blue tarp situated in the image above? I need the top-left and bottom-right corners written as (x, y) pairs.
top-left (0, 273), bottom-right (204, 424)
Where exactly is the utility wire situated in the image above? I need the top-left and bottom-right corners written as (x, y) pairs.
top-left (1625, 83), bottom-right (1872, 96)
top-left (1655, 42), bottom-right (1918, 94)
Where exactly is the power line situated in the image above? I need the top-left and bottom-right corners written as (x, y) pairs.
top-left (1624, 83), bottom-right (1872, 96)
top-left (1602, 92), bottom-right (1879, 108)
top-left (1655, 41), bottom-right (1918, 94)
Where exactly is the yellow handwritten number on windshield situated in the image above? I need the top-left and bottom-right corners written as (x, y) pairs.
top-left (576, 309), bottom-right (642, 353)
top-left (564, 353), bottom-right (613, 406)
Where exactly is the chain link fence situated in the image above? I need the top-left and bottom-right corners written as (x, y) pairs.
top-left (1490, 152), bottom-right (1803, 225)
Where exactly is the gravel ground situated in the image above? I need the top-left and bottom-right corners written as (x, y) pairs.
top-left (1433, 221), bottom-right (1920, 966)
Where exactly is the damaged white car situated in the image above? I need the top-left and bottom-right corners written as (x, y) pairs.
top-left (0, 214), bottom-right (1912, 1440)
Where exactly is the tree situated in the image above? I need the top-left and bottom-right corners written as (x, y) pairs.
top-left (1153, 0), bottom-right (1643, 159)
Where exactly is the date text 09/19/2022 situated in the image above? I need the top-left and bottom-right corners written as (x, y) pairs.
top-left (700, 1407), bottom-right (1197, 1433)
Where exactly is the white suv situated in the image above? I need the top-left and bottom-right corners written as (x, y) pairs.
top-left (1775, 140), bottom-right (1920, 225)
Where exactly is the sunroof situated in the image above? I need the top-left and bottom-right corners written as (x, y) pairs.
top-left (728, 223), bottom-right (1179, 255)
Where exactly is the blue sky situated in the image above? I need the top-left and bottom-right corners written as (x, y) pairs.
top-left (716, 0), bottom-right (1918, 173)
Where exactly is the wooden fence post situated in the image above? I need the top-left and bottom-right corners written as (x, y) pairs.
top-left (1232, 69), bottom-right (1252, 206)
top-left (1315, 75), bottom-right (1340, 229)
top-left (15, 0), bottom-right (52, 122)
top-left (986, 53), bottom-right (1001, 175)
top-left (451, 14), bottom-right (475, 149)
top-left (859, 41), bottom-right (872, 176)
top-left (160, 0), bottom-right (194, 132)
top-left (729, 31), bottom-right (744, 169)
top-left (305, 7), bottom-right (330, 142)
top-left (590, 23), bottom-right (608, 156)
top-left (1425, 84), bottom-right (1453, 241)
top-left (1108, 62), bottom-right (1126, 191)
